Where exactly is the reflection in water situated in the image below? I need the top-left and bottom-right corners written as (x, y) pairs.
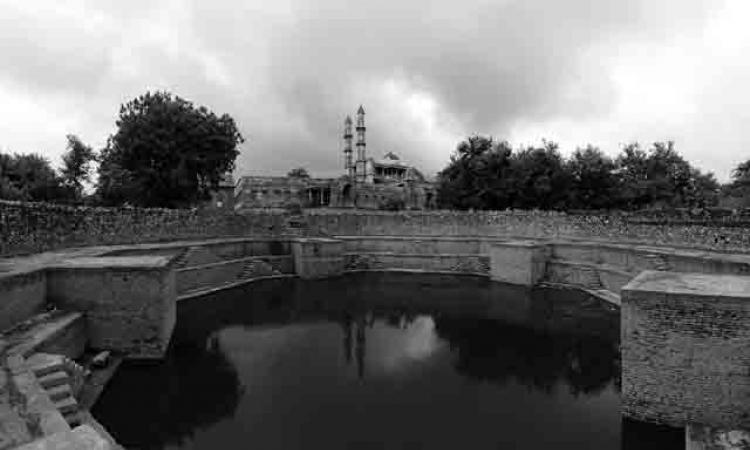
top-left (92, 336), bottom-right (243, 450)
top-left (433, 316), bottom-right (620, 396)
top-left (94, 273), bottom-right (680, 450)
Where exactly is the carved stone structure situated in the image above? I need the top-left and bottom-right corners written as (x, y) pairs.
top-left (235, 106), bottom-right (436, 210)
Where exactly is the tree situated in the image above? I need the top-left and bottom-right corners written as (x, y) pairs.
top-left (0, 152), bottom-right (67, 202)
top-left (287, 167), bottom-right (310, 179)
top-left (615, 141), bottom-right (717, 210)
top-left (614, 143), bottom-right (650, 209)
top-left (509, 141), bottom-right (572, 210)
top-left (566, 145), bottom-right (618, 210)
top-left (60, 135), bottom-right (97, 201)
top-left (722, 159), bottom-right (750, 207)
top-left (437, 136), bottom-right (512, 210)
top-left (96, 91), bottom-right (244, 208)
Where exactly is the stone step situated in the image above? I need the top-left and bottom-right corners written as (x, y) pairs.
top-left (37, 370), bottom-right (70, 390)
top-left (54, 396), bottom-right (79, 415)
top-left (46, 384), bottom-right (74, 402)
top-left (26, 352), bottom-right (67, 378)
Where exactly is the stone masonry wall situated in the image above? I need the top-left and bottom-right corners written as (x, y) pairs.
top-left (4, 200), bottom-right (750, 258)
top-left (306, 210), bottom-right (750, 252)
top-left (622, 271), bottom-right (750, 429)
top-left (0, 200), bottom-right (286, 257)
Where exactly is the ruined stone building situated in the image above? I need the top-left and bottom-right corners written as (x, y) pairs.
top-left (235, 106), bottom-right (436, 210)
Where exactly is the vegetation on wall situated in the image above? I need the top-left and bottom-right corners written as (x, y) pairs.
top-left (436, 136), bottom-right (724, 211)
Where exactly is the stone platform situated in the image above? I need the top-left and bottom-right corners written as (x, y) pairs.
top-left (622, 271), bottom-right (750, 430)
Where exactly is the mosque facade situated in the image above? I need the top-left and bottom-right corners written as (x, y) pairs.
top-left (234, 106), bottom-right (436, 211)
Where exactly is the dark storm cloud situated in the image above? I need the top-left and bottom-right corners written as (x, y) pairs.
top-left (0, 0), bottom-right (741, 180)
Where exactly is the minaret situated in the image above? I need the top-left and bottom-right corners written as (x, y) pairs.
top-left (343, 116), bottom-right (353, 177)
top-left (355, 105), bottom-right (367, 184)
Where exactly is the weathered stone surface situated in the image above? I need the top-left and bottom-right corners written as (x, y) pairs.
top-left (489, 241), bottom-right (549, 286)
top-left (12, 370), bottom-right (70, 436)
top-left (343, 253), bottom-right (489, 275)
top-left (622, 271), bottom-right (750, 429)
top-left (291, 238), bottom-right (345, 279)
top-left (15, 425), bottom-right (112, 450)
top-left (0, 404), bottom-right (32, 449)
top-left (46, 257), bottom-right (176, 359)
top-left (0, 271), bottom-right (46, 333)
top-left (4, 312), bottom-right (85, 360)
top-left (686, 424), bottom-right (750, 450)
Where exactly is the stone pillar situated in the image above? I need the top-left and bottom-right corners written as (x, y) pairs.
top-left (488, 241), bottom-right (549, 286)
top-left (291, 238), bottom-right (344, 279)
top-left (47, 256), bottom-right (176, 359)
top-left (621, 271), bottom-right (750, 430)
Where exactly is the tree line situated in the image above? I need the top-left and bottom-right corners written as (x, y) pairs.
top-left (436, 135), bottom-right (749, 211)
top-left (2, 93), bottom-right (749, 211)
top-left (0, 91), bottom-right (243, 208)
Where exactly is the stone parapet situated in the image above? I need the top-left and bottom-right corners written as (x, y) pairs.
top-left (291, 238), bottom-right (345, 279)
top-left (0, 271), bottom-right (47, 333)
top-left (622, 271), bottom-right (750, 429)
top-left (46, 257), bottom-right (176, 359)
top-left (488, 241), bottom-right (550, 286)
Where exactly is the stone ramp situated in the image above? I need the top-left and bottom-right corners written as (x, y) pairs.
top-left (2, 312), bottom-right (85, 360)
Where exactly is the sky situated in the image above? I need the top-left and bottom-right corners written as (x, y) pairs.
top-left (0, 0), bottom-right (748, 181)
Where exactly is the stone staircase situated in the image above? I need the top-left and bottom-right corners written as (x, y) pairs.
top-left (576, 265), bottom-right (605, 290)
top-left (25, 353), bottom-right (87, 427)
top-left (170, 246), bottom-right (194, 269)
top-left (238, 259), bottom-right (279, 280)
top-left (645, 253), bottom-right (672, 271)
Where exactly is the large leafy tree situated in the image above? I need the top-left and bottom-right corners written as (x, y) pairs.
top-left (0, 152), bottom-right (66, 202)
top-left (97, 91), bottom-right (244, 207)
top-left (60, 134), bottom-right (97, 201)
top-left (437, 136), bottom-right (508, 210)
top-left (509, 141), bottom-right (572, 210)
top-left (566, 145), bottom-right (618, 210)
top-left (616, 141), bottom-right (718, 210)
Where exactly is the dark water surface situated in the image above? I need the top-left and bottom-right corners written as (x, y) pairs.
top-left (93, 273), bottom-right (682, 450)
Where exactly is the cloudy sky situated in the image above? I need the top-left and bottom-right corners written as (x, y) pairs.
top-left (1, 0), bottom-right (748, 181)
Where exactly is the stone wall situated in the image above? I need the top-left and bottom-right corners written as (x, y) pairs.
top-left (622, 271), bottom-right (750, 429)
top-left (306, 210), bottom-right (750, 251)
top-left (0, 271), bottom-right (47, 332)
top-left (46, 257), bottom-right (176, 359)
top-left (0, 200), bottom-right (286, 257)
top-left (5, 200), bottom-right (750, 258)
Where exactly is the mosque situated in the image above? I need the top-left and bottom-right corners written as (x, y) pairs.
top-left (233, 106), bottom-right (436, 210)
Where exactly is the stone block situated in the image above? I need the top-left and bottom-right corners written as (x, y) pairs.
top-left (0, 271), bottom-right (46, 333)
top-left (488, 241), bottom-right (549, 286)
top-left (622, 271), bottom-right (750, 429)
top-left (47, 256), bottom-right (176, 359)
top-left (291, 238), bottom-right (344, 279)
